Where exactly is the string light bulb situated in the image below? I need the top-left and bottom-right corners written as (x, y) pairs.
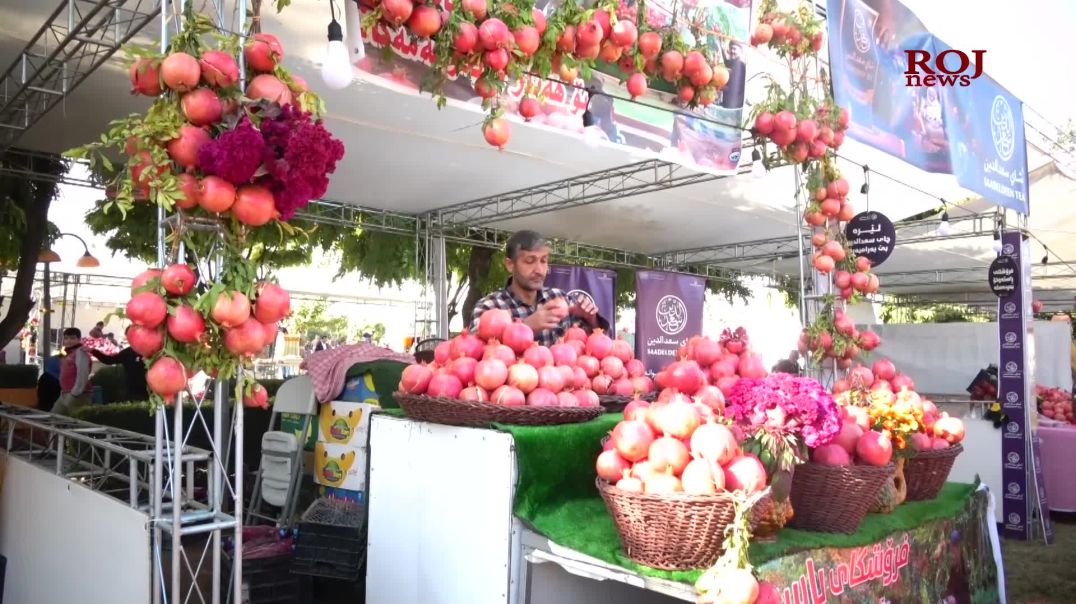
top-left (992, 231), bottom-right (1003, 254)
top-left (751, 147), bottom-right (765, 179)
top-left (320, 2), bottom-right (352, 90)
top-left (936, 199), bottom-right (951, 236)
top-left (860, 165), bottom-right (870, 194)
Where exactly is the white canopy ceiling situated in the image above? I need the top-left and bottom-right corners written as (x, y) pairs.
top-left (2, 0), bottom-right (1073, 304)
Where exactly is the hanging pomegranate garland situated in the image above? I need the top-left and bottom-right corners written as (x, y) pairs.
top-left (359, 0), bottom-right (736, 149)
top-left (69, 15), bottom-right (334, 407)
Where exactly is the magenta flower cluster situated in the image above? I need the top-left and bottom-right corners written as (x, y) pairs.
top-left (726, 373), bottom-right (841, 448)
top-left (195, 105), bottom-right (345, 221)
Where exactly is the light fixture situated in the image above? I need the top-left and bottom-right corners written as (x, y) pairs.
top-left (76, 251), bottom-right (100, 268)
top-left (860, 164), bottom-right (870, 194)
top-left (38, 248), bottom-right (60, 263)
top-left (992, 231), bottom-right (1003, 254)
top-left (580, 87), bottom-right (604, 148)
top-left (751, 147), bottom-right (765, 179)
top-left (1042, 253), bottom-right (1049, 265)
top-left (936, 211), bottom-right (952, 236)
top-left (320, 1), bottom-right (353, 90)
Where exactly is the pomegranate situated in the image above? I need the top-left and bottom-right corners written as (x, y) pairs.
top-left (181, 88), bottom-right (223, 126)
top-left (612, 419), bottom-right (655, 462)
top-left (625, 72), bottom-right (647, 99)
top-left (450, 330), bottom-right (484, 360)
top-left (583, 329), bottom-right (612, 359)
top-left (158, 263), bottom-right (196, 297)
top-left (461, 0), bottom-right (487, 19)
top-left (576, 19), bottom-right (603, 48)
top-left (167, 304), bottom-right (206, 343)
top-left (232, 185), bottom-right (276, 226)
top-left (855, 430), bottom-right (893, 466)
top-left (427, 372), bottom-right (464, 398)
top-left (400, 364), bottom-right (433, 394)
top-left (491, 384), bottom-right (526, 406)
top-left (591, 374), bottom-right (613, 395)
top-left (871, 358), bottom-right (897, 381)
top-left (615, 470), bottom-right (643, 492)
top-left (513, 26), bottom-right (540, 56)
top-left (126, 292), bottom-right (168, 328)
top-left (811, 443), bottom-right (852, 465)
top-left (126, 325), bottom-right (164, 357)
top-left (167, 125), bottom-right (210, 169)
top-left (723, 454), bottom-right (767, 493)
top-left (891, 373), bottom-right (916, 392)
top-left (596, 449), bottom-right (631, 481)
top-left (408, 5), bottom-right (441, 37)
top-left (253, 282), bottom-right (290, 324)
top-left (484, 342), bottom-right (516, 365)
top-left (576, 355), bottom-right (600, 378)
top-left (211, 290), bottom-right (251, 328)
top-left (147, 357), bottom-right (187, 400)
top-left (526, 388), bottom-right (558, 407)
top-left (649, 436), bottom-right (691, 475)
top-left (690, 422), bottom-right (738, 464)
top-left (660, 50), bottom-right (684, 80)
top-left (625, 358), bottom-right (645, 378)
top-left (199, 50), bottom-right (239, 88)
top-left (484, 48), bottom-right (510, 71)
top-left (246, 74), bottom-right (292, 106)
top-left (174, 173), bottom-right (199, 210)
top-left (575, 389), bottom-right (600, 407)
top-left (198, 176), bottom-right (236, 213)
top-left (483, 118), bottom-right (510, 149)
top-left (934, 416), bottom-right (965, 443)
top-left (500, 320), bottom-right (533, 354)
top-left (644, 469), bottom-right (682, 494)
top-left (476, 308), bottom-right (511, 341)
top-left (244, 33), bottom-right (283, 72)
top-left (549, 342), bottom-right (577, 366)
top-left (656, 398), bottom-right (700, 439)
top-left (518, 96), bottom-right (540, 121)
top-left (537, 365), bottom-right (566, 393)
top-left (563, 325), bottom-right (585, 342)
top-left (522, 345), bottom-right (553, 368)
top-left (161, 52), bottom-right (200, 92)
top-left (508, 361), bottom-right (539, 394)
top-left (556, 390), bottom-right (577, 407)
top-left (459, 385), bottom-right (488, 402)
top-left (711, 64), bottom-right (730, 88)
top-left (696, 385), bottom-right (725, 413)
top-left (131, 268), bottom-right (162, 293)
top-left (623, 398), bottom-right (650, 421)
top-left (474, 358), bottom-right (509, 391)
top-left (449, 357), bottom-right (478, 386)
top-left (434, 341), bottom-right (452, 365)
top-left (453, 22), bottom-right (479, 54)
top-left (609, 377), bottom-right (633, 396)
top-left (478, 18), bottom-right (511, 51)
top-left (600, 356), bottom-right (625, 380)
top-left (664, 362), bottom-right (703, 395)
top-left (572, 366), bottom-right (589, 389)
top-left (610, 19), bottom-right (637, 47)
top-left (129, 58), bottom-right (163, 96)
top-left (681, 457), bottom-right (719, 494)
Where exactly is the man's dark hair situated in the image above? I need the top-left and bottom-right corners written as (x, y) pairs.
top-left (505, 230), bottom-right (548, 260)
top-left (95, 321), bottom-right (104, 327)
top-left (773, 359), bottom-right (800, 375)
top-left (63, 327), bottom-right (81, 338)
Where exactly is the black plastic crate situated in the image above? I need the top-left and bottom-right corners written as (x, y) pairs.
top-left (292, 498), bottom-right (367, 580)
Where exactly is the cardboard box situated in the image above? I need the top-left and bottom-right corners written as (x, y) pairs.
top-left (339, 372), bottom-right (380, 404)
top-left (313, 442), bottom-right (367, 491)
top-left (318, 486), bottom-right (366, 505)
top-left (280, 412), bottom-right (318, 451)
top-left (317, 400), bottom-right (378, 447)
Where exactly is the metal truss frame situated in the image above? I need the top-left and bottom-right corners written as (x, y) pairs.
top-left (0, 0), bottom-right (161, 150)
top-left (877, 262), bottom-right (1076, 290)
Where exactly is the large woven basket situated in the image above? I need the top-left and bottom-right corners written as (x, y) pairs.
top-left (598, 393), bottom-right (657, 412)
top-left (904, 444), bottom-right (963, 501)
top-left (788, 461), bottom-right (895, 534)
top-left (393, 393), bottom-right (603, 427)
top-left (597, 479), bottom-right (772, 570)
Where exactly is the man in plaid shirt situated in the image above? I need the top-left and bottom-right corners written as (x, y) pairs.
top-left (471, 231), bottom-right (601, 346)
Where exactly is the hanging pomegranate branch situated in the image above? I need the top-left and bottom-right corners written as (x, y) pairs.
top-left (745, 0), bottom-right (881, 370)
top-left (68, 11), bottom-right (345, 408)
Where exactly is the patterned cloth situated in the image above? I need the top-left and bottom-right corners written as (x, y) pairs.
top-left (304, 343), bottom-right (415, 403)
top-left (471, 286), bottom-right (571, 347)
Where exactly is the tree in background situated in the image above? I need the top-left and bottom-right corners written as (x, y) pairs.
top-left (0, 151), bottom-right (64, 349)
top-left (290, 298), bottom-right (350, 343)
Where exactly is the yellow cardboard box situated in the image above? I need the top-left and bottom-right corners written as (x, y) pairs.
top-left (317, 400), bottom-right (378, 447)
top-left (313, 442), bottom-right (367, 491)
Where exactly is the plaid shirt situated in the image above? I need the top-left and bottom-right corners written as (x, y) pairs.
top-left (471, 286), bottom-right (572, 347)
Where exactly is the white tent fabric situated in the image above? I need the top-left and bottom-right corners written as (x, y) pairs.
top-left (870, 321), bottom-right (1072, 394)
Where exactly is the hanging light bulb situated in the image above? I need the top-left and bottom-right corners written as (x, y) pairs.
top-left (992, 231), bottom-right (1003, 254)
top-left (580, 89), bottom-right (604, 148)
top-left (321, 11), bottom-right (352, 90)
top-left (860, 165), bottom-right (870, 194)
top-left (936, 210), bottom-right (952, 236)
top-left (751, 148), bottom-right (765, 179)
top-left (1042, 254), bottom-right (1049, 265)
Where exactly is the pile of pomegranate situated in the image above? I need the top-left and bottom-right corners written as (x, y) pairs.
top-left (654, 328), bottom-right (768, 403)
top-left (1037, 386), bottom-right (1074, 424)
top-left (817, 358), bottom-right (966, 467)
top-left (357, 0), bottom-right (735, 148)
top-left (398, 308), bottom-right (654, 407)
top-left (597, 395), bottom-right (767, 496)
top-left (126, 265), bottom-right (290, 408)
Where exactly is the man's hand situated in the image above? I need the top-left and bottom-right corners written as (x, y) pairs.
top-left (569, 295), bottom-right (598, 325)
top-left (524, 304), bottom-right (565, 332)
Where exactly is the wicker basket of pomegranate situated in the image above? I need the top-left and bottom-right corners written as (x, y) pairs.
top-left (903, 396), bottom-right (965, 501)
top-left (395, 309), bottom-right (656, 426)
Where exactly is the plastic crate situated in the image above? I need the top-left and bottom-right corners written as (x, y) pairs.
top-left (292, 498), bottom-right (367, 581)
top-left (227, 552), bottom-right (307, 604)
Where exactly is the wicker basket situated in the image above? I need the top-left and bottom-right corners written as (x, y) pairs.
top-left (904, 444), bottom-right (963, 501)
top-left (598, 393), bottom-right (658, 412)
top-left (788, 461), bottom-right (895, 534)
top-left (597, 480), bottom-right (775, 570)
top-left (393, 393), bottom-right (604, 427)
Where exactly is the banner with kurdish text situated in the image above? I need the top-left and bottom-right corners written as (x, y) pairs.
top-left (755, 487), bottom-right (1001, 603)
top-left (544, 265), bottom-right (616, 334)
top-left (345, 0), bottom-right (753, 173)
top-left (634, 270), bottom-right (705, 374)
top-left (826, 0), bottom-right (1029, 213)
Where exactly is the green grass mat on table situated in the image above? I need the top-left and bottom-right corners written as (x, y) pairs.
top-left (498, 416), bottom-right (978, 584)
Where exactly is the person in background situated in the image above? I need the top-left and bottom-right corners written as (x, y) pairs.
top-left (720, 42), bottom-right (747, 109)
top-left (471, 230), bottom-right (602, 347)
top-left (37, 354), bottom-right (62, 412)
top-left (89, 321), bottom-right (105, 339)
top-left (53, 327), bottom-right (94, 415)
top-left (91, 345), bottom-right (148, 402)
top-left (772, 359), bottom-right (801, 375)
top-left (312, 335), bottom-right (326, 353)
top-left (363, 332), bottom-right (374, 345)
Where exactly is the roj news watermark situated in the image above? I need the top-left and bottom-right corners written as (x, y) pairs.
top-left (905, 49), bottom-right (986, 87)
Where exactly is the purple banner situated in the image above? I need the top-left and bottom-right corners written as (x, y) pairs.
top-left (545, 265), bottom-right (617, 334)
top-left (998, 230), bottom-right (1052, 541)
top-left (634, 271), bottom-right (706, 374)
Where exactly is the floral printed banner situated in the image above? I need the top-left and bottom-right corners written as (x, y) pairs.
top-left (755, 488), bottom-right (1000, 604)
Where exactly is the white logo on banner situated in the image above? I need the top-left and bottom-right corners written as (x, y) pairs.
top-left (1004, 302), bottom-right (1017, 314)
top-left (1005, 331), bottom-right (1018, 344)
top-left (1002, 243), bottom-right (1015, 256)
top-left (991, 95), bottom-right (1016, 162)
top-left (1006, 392), bottom-right (1019, 404)
top-left (567, 289), bottom-right (595, 309)
top-left (1007, 452), bottom-right (1020, 465)
top-left (852, 9), bottom-right (872, 53)
top-left (1005, 361), bottom-right (1018, 374)
top-left (1006, 422), bottom-right (1020, 433)
top-left (656, 295), bottom-right (688, 336)
top-left (1008, 482), bottom-right (1021, 495)
top-left (1008, 512), bottom-right (1021, 525)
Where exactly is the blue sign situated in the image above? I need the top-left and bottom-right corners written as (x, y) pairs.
top-left (826, 0), bottom-right (1030, 214)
